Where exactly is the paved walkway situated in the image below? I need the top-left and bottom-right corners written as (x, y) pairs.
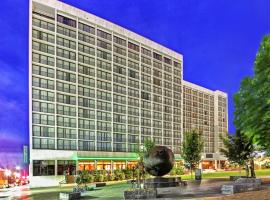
top-left (158, 178), bottom-right (230, 199)
top-left (1, 178), bottom-right (270, 199)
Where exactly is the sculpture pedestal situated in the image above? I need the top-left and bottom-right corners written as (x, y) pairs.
top-left (144, 177), bottom-right (181, 188)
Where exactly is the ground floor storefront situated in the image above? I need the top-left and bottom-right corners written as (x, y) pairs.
top-left (28, 149), bottom-right (225, 187)
top-left (201, 160), bottom-right (227, 170)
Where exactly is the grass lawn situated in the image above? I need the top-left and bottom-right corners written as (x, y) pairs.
top-left (180, 169), bottom-right (270, 180)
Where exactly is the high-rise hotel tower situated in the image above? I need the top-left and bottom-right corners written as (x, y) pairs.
top-left (29, 0), bottom-right (228, 187)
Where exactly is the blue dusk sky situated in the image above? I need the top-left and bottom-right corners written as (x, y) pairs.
top-left (0, 0), bottom-right (270, 164)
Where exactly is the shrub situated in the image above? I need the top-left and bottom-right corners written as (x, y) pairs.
top-left (87, 174), bottom-right (94, 183)
top-left (76, 170), bottom-right (90, 187)
top-left (120, 171), bottom-right (126, 180)
top-left (123, 169), bottom-right (133, 179)
top-left (169, 167), bottom-right (184, 176)
top-left (108, 173), bottom-right (115, 181)
top-left (175, 167), bottom-right (184, 175)
top-left (99, 170), bottom-right (109, 182)
top-left (114, 169), bottom-right (126, 180)
top-left (95, 173), bottom-right (104, 182)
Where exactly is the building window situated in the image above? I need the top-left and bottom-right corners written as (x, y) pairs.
top-left (33, 138), bottom-right (55, 149)
top-left (97, 29), bottom-right (111, 41)
top-left (57, 15), bottom-right (76, 28)
top-left (79, 130), bottom-right (95, 140)
top-left (153, 52), bottom-right (162, 61)
top-left (114, 55), bottom-right (126, 66)
top-left (97, 142), bottom-right (111, 151)
top-left (57, 59), bottom-right (76, 72)
top-left (33, 65), bottom-right (54, 78)
top-left (57, 128), bottom-right (77, 139)
top-left (78, 22), bottom-right (95, 34)
top-left (113, 143), bottom-right (126, 152)
top-left (78, 140), bottom-right (95, 151)
top-left (57, 160), bottom-right (76, 175)
top-left (141, 47), bottom-right (151, 57)
top-left (128, 51), bottom-right (139, 61)
top-left (33, 101), bottom-right (55, 114)
top-left (32, 53), bottom-right (54, 66)
top-left (97, 49), bottom-right (111, 61)
top-left (174, 61), bottom-right (181, 69)
top-left (57, 139), bottom-right (77, 150)
top-left (78, 33), bottom-right (95, 45)
top-left (57, 37), bottom-right (76, 50)
top-left (32, 89), bottom-right (55, 102)
top-left (128, 69), bottom-right (137, 79)
top-left (141, 56), bottom-right (151, 65)
top-left (33, 126), bottom-right (55, 137)
top-left (128, 60), bottom-right (139, 71)
top-left (164, 57), bottom-right (172, 65)
top-left (114, 45), bottom-right (126, 56)
top-left (57, 48), bottom-right (76, 61)
top-left (113, 36), bottom-right (126, 46)
top-left (57, 93), bottom-right (76, 105)
top-left (33, 29), bottom-right (55, 43)
top-left (33, 160), bottom-right (55, 176)
top-left (141, 91), bottom-right (150, 100)
top-left (32, 18), bottom-right (55, 32)
top-left (57, 26), bottom-right (76, 38)
top-left (33, 41), bottom-right (55, 55)
top-left (128, 42), bottom-right (139, 52)
top-left (97, 39), bottom-right (111, 50)
top-left (78, 43), bottom-right (95, 55)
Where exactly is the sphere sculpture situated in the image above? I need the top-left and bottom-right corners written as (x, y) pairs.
top-left (144, 146), bottom-right (175, 176)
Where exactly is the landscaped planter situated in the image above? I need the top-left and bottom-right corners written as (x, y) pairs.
top-left (59, 192), bottom-right (81, 200)
top-left (229, 176), bottom-right (248, 181)
top-left (221, 178), bottom-right (262, 195)
top-left (124, 189), bottom-right (157, 199)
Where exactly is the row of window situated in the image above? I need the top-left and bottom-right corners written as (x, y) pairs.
top-left (33, 16), bottom-right (182, 69)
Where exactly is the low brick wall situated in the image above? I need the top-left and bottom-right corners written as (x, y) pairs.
top-left (221, 178), bottom-right (262, 195)
top-left (124, 189), bottom-right (157, 199)
top-left (59, 192), bottom-right (81, 200)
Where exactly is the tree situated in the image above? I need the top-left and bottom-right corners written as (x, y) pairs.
top-left (220, 130), bottom-right (255, 177)
top-left (135, 139), bottom-right (155, 187)
top-left (181, 130), bottom-right (204, 178)
top-left (136, 139), bottom-right (155, 162)
top-left (234, 35), bottom-right (270, 153)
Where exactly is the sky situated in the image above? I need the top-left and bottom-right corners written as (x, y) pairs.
top-left (1, 0), bottom-right (270, 165)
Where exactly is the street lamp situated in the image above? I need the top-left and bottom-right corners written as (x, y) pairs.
top-left (16, 166), bottom-right (21, 171)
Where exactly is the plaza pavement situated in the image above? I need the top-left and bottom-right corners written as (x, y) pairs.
top-left (0, 177), bottom-right (270, 199)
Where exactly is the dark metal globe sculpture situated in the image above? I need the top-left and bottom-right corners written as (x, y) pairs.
top-left (144, 146), bottom-right (175, 176)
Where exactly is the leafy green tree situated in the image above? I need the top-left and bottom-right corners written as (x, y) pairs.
top-left (76, 170), bottom-right (90, 188)
top-left (181, 130), bottom-right (204, 178)
top-left (135, 139), bottom-right (155, 186)
top-left (220, 130), bottom-right (255, 177)
top-left (234, 35), bottom-right (270, 153)
top-left (136, 139), bottom-right (155, 162)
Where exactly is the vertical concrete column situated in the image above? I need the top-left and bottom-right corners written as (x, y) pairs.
top-left (214, 160), bottom-right (218, 169)
top-left (94, 160), bottom-right (97, 170)
top-left (75, 160), bottom-right (79, 173)
top-left (55, 160), bottom-right (57, 176)
top-left (199, 162), bottom-right (202, 169)
top-left (111, 160), bottom-right (113, 173)
top-left (125, 160), bottom-right (128, 169)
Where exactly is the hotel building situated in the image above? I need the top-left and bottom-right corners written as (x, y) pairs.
top-left (29, 0), bottom-right (227, 187)
top-left (183, 81), bottom-right (227, 169)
